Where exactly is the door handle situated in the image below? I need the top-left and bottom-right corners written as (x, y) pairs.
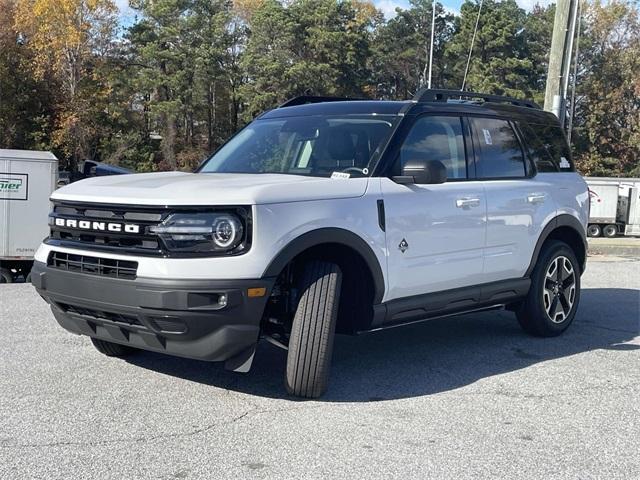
top-left (527, 194), bottom-right (546, 204)
top-left (456, 198), bottom-right (481, 208)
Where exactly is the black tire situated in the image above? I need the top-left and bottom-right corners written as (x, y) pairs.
top-left (90, 338), bottom-right (135, 357)
top-left (587, 224), bottom-right (601, 237)
top-left (0, 268), bottom-right (12, 283)
top-left (603, 224), bottom-right (617, 238)
top-left (517, 240), bottom-right (581, 337)
top-left (285, 260), bottom-right (342, 399)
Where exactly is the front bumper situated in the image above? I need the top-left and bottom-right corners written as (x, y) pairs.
top-left (31, 261), bottom-right (274, 363)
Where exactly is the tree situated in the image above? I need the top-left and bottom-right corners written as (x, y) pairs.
top-left (240, 0), bottom-right (375, 117)
top-left (522, 4), bottom-right (555, 105)
top-left (444, 0), bottom-right (535, 98)
top-left (370, 0), bottom-right (454, 99)
top-left (572, 0), bottom-right (640, 176)
top-left (14, 0), bottom-right (118, 167)
top-left (0, 0), bottom-right (56, 150)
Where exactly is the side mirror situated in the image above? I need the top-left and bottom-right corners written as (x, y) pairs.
top-left (393, 159), bottom-right (447, 185)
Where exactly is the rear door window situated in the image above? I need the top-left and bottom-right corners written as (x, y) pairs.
top-left (470, 117), bottom-right (526, 178)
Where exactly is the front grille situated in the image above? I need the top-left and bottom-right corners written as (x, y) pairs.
top-left (48, 251), bottom-right (138, 280)
top-left (46, 201), bottom-right (251, 257)
top-left (58, 302), bottom-right (143, 327)
top-left (48, 202), bottom-right (166, 255)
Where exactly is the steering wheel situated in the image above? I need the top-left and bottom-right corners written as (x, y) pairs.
top-left (341, 167), bottom-right (368, 175)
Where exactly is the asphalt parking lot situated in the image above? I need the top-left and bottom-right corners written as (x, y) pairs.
top-left (1, 256), bottom-right (639, 480)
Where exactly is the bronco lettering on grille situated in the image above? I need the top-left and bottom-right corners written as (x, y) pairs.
top-left (54, 217), bottom-right (140, 234)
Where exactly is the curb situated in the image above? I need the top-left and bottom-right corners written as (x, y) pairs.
top-left (587, 242), bottom-right (640, 258)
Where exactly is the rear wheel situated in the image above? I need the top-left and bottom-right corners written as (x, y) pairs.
top-left (285, 260), bottom-right (342, 399)
top-left (90, 338), bottom-right (135, 357)
top-left (517, 240), bottom-right (580, 337)
top-left (603, 224), bottom-right (617, 238)
top-left (587, 224), bottom-right (601, 237)
top-left (0, 268), bottom-right (12, 283)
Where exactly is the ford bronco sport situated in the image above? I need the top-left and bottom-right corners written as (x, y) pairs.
top-left (32, 89), bottom-right (588, 398)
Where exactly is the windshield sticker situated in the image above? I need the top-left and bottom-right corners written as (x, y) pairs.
top-left (331, 172), bottom-right (351, 179)
top-left (559, 157), bottom-right (570, 169)
top-left (482, 129), bottom-right (493, 145)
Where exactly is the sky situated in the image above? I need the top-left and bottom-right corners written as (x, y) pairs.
top-left (115, 0), bottom-right (555, 25)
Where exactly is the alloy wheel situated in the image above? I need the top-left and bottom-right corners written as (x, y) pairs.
top-left (543, 255), bottom-right (576, 323)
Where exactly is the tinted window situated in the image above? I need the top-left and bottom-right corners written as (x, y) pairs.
top-left (400, 116), bottom-right (467, 179)
top-left (200, 115), bottom-right (398, 177)
top-left (471, 118), bottom-right (526, 178)
top-left (517, 122), bottom-right (558, 172)
top-left (526, 123), bottom-right (574, 171)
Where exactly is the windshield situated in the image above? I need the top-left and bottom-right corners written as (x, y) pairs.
top-left (199, 115), bottom-right (399, 177)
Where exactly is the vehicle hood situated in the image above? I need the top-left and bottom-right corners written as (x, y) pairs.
top-left (51, 172), bottom-right (370, 206)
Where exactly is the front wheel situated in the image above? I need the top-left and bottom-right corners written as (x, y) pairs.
top-left (90, 338), bottom-right (136, 357)
top-left (285, 260), bottom-right (342, 398)
top-left (517, 240), bottom-right (581, 337)
top-left (0, 268), bottom-right (12, 283)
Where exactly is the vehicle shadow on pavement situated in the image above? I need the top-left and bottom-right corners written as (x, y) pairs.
top-left (125, 287), bottom-right (639, 402)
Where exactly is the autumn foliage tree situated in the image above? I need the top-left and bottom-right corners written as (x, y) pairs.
top-left (13, 0), bottom-right (118, 167)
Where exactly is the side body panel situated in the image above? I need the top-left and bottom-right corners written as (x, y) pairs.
top-left (380, 177), bottom-right (486, 300)
top-left (482, 177), bottom-right (558, 282)
top-left (551, 172), bottom-right (590, 234)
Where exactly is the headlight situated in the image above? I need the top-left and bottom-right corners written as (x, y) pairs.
top-left (151, 212), bottom-right (246, 254)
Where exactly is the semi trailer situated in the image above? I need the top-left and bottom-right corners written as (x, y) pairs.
top-left (585, 177), bottom-right (640, 237)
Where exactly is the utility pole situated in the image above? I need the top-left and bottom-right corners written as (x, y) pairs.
top-left (427, 0), bottom-right (436, 89)
top-left (544, 0), bottom-right (579, 127)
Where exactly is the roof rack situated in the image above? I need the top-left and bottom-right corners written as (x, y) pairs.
top-left (278, 95), bottom-right (365, 108)
top-left (413, 89), bottom-right (541, 109)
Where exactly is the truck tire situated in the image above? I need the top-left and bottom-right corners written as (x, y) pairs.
top-left (603, 224), bottom-right (617, 238)
top-left (517, 240), bottom-right (580, 337)
top-left (0, 268), bottom-right (12, 283)
top-left (285, 260), bottom-right (342, 399)
top-left (587, 224), bottom-right (601, 237)
top-left (90, 338), bottom-right (135, 357)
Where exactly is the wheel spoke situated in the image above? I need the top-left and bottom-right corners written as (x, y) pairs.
top-left (562, 276), bottom-right (574, 289)
top-left (560, 259), bottom-right (573, 281)
top-left (563, 286), bottom-right (575, 310)
top-left (549, 296), bottom-right (561, 319)
top-left (558, 291), bottom-right (571, 313)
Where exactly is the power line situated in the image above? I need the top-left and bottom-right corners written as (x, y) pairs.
top-left (461, 0), bottom-right (483, 91)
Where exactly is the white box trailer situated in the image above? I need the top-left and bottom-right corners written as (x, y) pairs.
top-left (0, 149), bottom-right (58, 282)
top-left (585, 177), bottom-right (640, 237)
top-left (588, 183), bottom-right (619, 223)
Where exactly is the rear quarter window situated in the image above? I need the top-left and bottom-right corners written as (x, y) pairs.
top-left (521, 122), bottom-right (574, 172)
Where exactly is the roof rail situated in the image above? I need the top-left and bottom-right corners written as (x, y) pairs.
top-left (278, 95), bottom-right (364, 108)
top-left (414, 89), bottom-right (541, 109)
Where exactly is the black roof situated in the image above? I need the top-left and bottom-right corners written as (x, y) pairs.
top-left (259, 100), bottom-right (409, 119)
top-left (258, 99), bottom-right (558, 125)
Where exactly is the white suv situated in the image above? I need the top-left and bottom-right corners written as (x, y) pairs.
top-left (32, 90), bottom-right (589, 398)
